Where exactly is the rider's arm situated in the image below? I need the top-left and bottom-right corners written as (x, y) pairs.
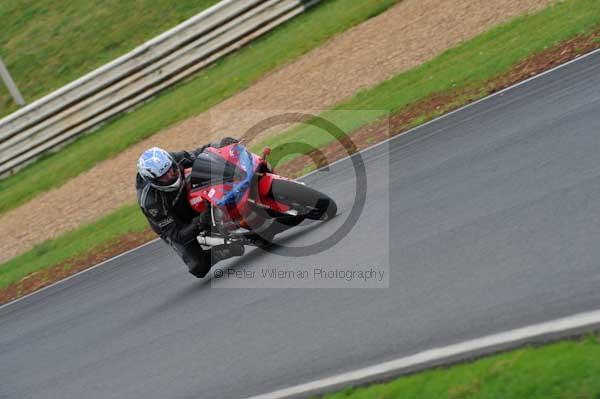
top-left (156, 217), bottom-right (200, 245)
top-left (137, 183), bottom-right (204, 245)
top-left (170, 150), bottom-right (196, 169)
top-left (145, 208), bottom-right (204, 245)
top-left (169, 137), bottom-right (241, 169)
top-left (189, 137), bottom-right (240, 159)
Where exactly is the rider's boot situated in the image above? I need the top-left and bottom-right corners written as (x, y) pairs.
top-left (208, 243), bottom-right (245, 266)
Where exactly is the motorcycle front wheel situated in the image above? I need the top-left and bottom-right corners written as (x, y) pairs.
top-left (270, 179), bottom-right (337, 221)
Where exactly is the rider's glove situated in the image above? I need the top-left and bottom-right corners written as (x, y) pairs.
top-left (193, 213), bottom-right (211, 232)
top-left (192, 137), bottom-right (239, 158)
top-left (218, 137), bottom-right (239, 147)
top-left (179, 214), bottom-right (210, 243)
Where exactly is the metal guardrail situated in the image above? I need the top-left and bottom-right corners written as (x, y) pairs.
top-left (0, 0), bottom-right (317, 177)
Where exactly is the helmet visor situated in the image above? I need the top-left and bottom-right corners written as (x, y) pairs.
top-left (155, 165), bottom-right (180, 186)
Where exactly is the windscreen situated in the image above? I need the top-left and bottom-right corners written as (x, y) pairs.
top-left (190, 151), bottom-right (245, 189)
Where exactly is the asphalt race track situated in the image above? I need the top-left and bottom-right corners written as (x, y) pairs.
top-left (2, 52), bottom-right (600, 399)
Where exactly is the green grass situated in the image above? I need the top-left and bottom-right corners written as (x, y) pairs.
top-left (0, 0), bottom-right (400, 216)
top-left (318, 335), bottom-right (600, 399)
top-left (2, 0), bottom-right (600, 292)
top-left (0, 0), bottom-right (221, 117)
top-left (256, 0), bottom-right (600, 165)
top-left (0, 203), bottom-right (148, 289)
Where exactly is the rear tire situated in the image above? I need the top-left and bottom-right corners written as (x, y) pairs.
top-left (270, 179), bottom-right (337, 221)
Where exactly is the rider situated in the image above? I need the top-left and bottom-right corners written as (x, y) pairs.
top-left (136, 137), bottom-right (245, 278)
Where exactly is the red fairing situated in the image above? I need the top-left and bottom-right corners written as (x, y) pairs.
top-left (186, 144), bottom-right (294, 228)
top-left (185, 168), bottom-right (207, 214)
top-left (258, 173), bottom-right (291, 213)
top-left (258, 173), bottom-right (275, 197)
top-left (205, 145), bottom-right (261, 168)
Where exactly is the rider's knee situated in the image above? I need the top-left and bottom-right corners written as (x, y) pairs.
top-left (183, 251), bottom-right (212, 278)
top-left (188, 265), bottom-right (210, 278)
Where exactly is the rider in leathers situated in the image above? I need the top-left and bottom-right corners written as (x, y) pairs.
top-left (136, 137), bottom-right (244, 278)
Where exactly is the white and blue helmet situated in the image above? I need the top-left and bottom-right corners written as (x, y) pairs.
top-left (137, 147), bottom-right (182, 192)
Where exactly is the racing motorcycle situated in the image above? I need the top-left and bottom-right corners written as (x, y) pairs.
top-left (184, 143), bottom-right (337, 247)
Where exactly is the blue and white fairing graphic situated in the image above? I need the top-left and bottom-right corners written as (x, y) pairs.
top-left (216, 145), bottom-right (255, 207)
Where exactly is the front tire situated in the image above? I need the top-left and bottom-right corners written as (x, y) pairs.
top-left (270, 179), bottom-right (337, 221)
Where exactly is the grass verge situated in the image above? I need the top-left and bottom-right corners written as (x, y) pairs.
top-left (0, 0), bottom-right (220, 117)
top-left (318, 335), bottom-right (600, 399)
top-left (0, 204), bottom-right (148, 294)
top-left (1, 0), bottom-right (600, 303)
top-left (256, 0), bottom-right (600, 166)
top-left (0, 0), bottom-right (400, 216)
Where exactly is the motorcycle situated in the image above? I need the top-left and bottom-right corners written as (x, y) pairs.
top-left (184, 143), bottom-right (337, 247)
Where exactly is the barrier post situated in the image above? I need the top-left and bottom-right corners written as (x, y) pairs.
top-left (0, 57), bottom-right (25, 106)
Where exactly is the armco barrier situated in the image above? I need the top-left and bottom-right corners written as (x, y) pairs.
top-left (0, 0), bottom-right (318, 177)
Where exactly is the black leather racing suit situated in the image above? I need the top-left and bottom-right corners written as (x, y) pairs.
top-left (136, 140), bottom-right (240, 277)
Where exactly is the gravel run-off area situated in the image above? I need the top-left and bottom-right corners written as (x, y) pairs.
top-left (0, 0), bottom-right (551, 263)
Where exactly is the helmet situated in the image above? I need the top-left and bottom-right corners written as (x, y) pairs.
top-left (137, 147), bottom-right (182, 192)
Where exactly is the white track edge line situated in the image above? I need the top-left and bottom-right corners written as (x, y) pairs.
top-left (246, 309), bottom-right (600, 399)
top-left (0, 239), bottom-right (159, 310)
top-left (3, 48), bottom-right (599, 310)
